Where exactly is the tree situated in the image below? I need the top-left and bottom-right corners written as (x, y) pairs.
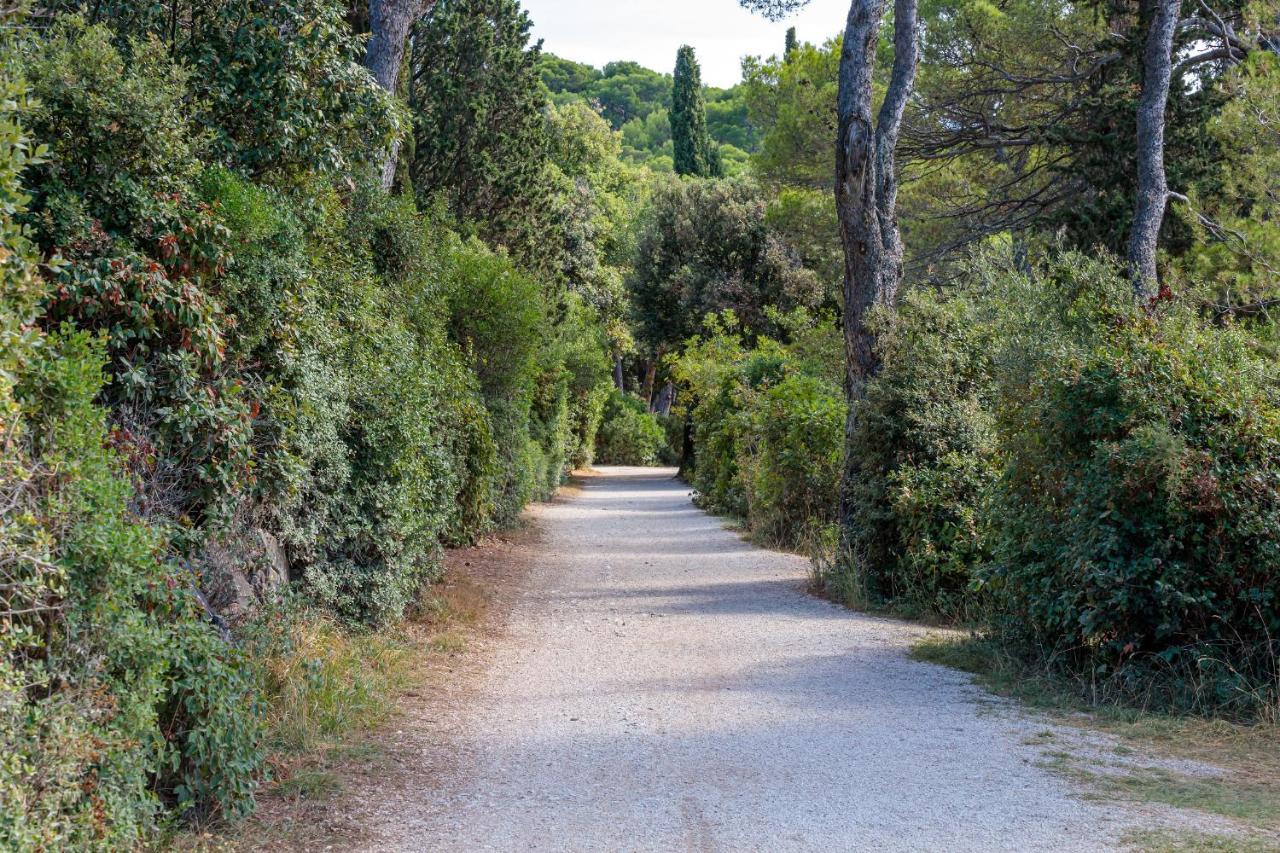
top-left (61, 0), bottom-right (396, 177)
top-left (1128, 0), bottom-right (1183, 298)
top-left (407, 0), bottom-right (554, 268)
top-left (834, 0), bottom-right (919, 525)
top-left (1178, 37), bottom-right (1280, 317)
top-left (785, 26), bottom-right (799, 59)
top-left (742, 37), bottom-right (842, 190)
top-left (895, 0), bottom-right (1275, 274)
top-left (672, 45), bottom-right (719, 177)
top-left (365, 0), bottom-right (436, 188)
top-left (629, 178), bottom-right (821, 352)
top-left (742, 0), bottom-right (920, 533)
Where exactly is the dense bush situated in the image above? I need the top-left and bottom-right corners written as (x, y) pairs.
top-left (0, 73), bottom-right (260, 842)
top-left (3, 0), bottom-right (617, 840)
top-left (983, 253), bottom-right (1280, 715)
top-left (595, 389), bottom-right (668, 466)
top-left (830, 290), bottom-right (999, 620)
top-left (742, 373), bottom-right (844, 549)
top-left (672, 312), bottom-right (843, 548)
top-left (28, 21), bottom-right (254, 537)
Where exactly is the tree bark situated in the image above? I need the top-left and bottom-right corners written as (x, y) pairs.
top-left (641, 356), bottom-right (660, 411)
top-left (613, 353), bottom-right (626, 392)
top-left (1127, 0), bottom-right (1182, 299)
top-left (365, 0), bottom-right (433, 190)
top-left (655, 381), bottom-right (676, 417)
top-left (835, 0), bottom-right (919, 530)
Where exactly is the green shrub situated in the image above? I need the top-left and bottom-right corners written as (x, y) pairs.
top-left (671, 312), bottom-right (842, 534)
top-left (658, 411), bottom-right (686, 467)
top-left (743, 373), bottom-right (844, 549)
top-left (556, 297), bottom-right (613, 471)
top-left (53, 0), bottom-right (397, 177)
top-left (569, 384), bottom-right (609, 469)
top-left (443, 234), bottom-right (549, 523)
top-left (28, 20), bottom-right (254, 537)
top-left (687, 377), bottom-right (750, 517)
top-left (984, 252), bottom-right (1280, 716)
top-left (282, 188), bottom-right (493, 626)
top-left (596, 389), bottom-right (668, 466)
top-left (1, 60), bottom-right (261, 845)
top-left (6, 328), bottom-right (264, 842)
top-left (830, 289), bottom-right (999, 620)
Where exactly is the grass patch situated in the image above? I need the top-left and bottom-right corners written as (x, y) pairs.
top-left (1090, 767), bottom-right (1280, 826)
top-left (1126, 829), bottom-right (1280, 853)
top-left (273, 768), bottom-right (341, 802)
top-left (428, 632), bottom-right (467, 653)
top-left (914, 632), bottom-right (1280, 839)
top-left (244, 605), bottom-right (415, 755)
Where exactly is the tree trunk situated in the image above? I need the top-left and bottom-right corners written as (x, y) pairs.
top-left (655, 381), bottom-right (676, 417)
top-left (641, 357), bottom-right (659, 410)
top-left (678, 415), bottom-right (695, 479)
top-left (835, 0), bottom-right (919, 531)
top-left (365, 0), bottom-right (433, 190)
top-left (613, 353), bottom-right (625, 392)
top-left (1127, 0), bottom-right (1182, 299)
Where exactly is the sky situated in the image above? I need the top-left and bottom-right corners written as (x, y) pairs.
top-left (519, 0), bottom-right (851, 88)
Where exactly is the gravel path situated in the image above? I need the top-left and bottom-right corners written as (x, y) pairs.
top-left (356, 466), bottom-right (1162, 852)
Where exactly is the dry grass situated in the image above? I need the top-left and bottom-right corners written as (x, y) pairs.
top-left (218, 520), bottom-right (543, 851)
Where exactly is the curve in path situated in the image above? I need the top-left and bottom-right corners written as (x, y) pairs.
top-left (358, 466), bottom-right (1156, 852)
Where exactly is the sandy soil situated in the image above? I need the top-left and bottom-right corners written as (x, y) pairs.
top-left (305, 466), bottom-right (1222, 853)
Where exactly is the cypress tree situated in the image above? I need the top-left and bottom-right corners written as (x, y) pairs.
top-left (671, 45), bottom-right (716, 177)
top-left (784, 26), bottom-right (798, 60)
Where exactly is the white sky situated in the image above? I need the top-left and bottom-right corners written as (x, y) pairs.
top-left (520, 0), bottom-right (852, 88)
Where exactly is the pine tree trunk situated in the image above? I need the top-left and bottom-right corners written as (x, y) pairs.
top-left (365, 0), bottom-right (433, 190)
top-left (613, 353), bottom-right (625, 392)
top-left (835, 0), bottom-right (919, 532)
top-left (1127, 0), bottom-right (1182, 299)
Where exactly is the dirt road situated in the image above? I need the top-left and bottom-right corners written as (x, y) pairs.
top-left (350, 467), bottom-right (1174, 851)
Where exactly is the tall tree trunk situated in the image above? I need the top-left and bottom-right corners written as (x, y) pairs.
top-left (835, 0), bottom-right (919, 532)
top-left (613, 353), bottom-right (626, 392)
top-left (365, 0), bottom-right (433, 190)
top-left (1127, 0), bottom-right (1182, 299)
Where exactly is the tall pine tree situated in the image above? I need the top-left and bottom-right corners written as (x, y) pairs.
top-left (671, 45), bottom-right (718, 177)
top-left (408, 0), bottom-right (555, 266)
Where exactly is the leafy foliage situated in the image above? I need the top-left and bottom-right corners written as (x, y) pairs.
top-left (830, 290), bottom-right (999, 620)
top-left (671, 311), bottom-right (843, 549)
top-left (540, 52), bottom-right (757, 173)
top-left (0, 58), bottom-right (261, 843)
top-left (595, 389), bottom-right (668, 466)
top-left (629, 178), bottom-right (821, 353)
top-left (742, 37), bottom-right (841, 191)
top-left (983, 252), bottom-right (1280, 715)
top-left (4, 0), bottom-right (622, 839)
top-left (409, 0), bottom-right (554, 268)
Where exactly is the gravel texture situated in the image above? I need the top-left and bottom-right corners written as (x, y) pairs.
top-left (354, 466), bottom-right (1169, 852)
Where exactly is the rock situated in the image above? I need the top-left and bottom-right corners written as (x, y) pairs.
top-left (198, 524), bottom-right (293, 623)
top-left (256, 528), bottom-right (291, 594)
